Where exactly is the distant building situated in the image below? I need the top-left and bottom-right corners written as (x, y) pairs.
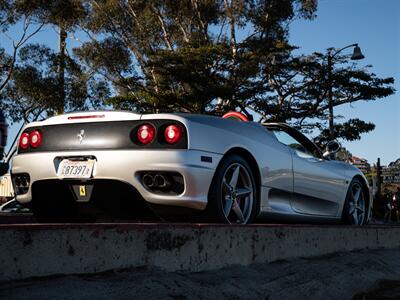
top-left (382, 158), bottom-right (400, 184)
top-left (350, 156), bottom-right (371, 174)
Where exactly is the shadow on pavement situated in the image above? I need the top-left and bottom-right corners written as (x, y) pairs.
top-left (354, 280), bottom-right (400, 300)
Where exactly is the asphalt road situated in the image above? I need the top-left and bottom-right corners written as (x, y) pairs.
top-left (1, 248), bottom-right (400, 300)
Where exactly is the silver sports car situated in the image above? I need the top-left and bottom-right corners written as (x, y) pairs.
top-left (11, 111), bottom-right (371, 224)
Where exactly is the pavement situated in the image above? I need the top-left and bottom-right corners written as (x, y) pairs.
top-left (1, 248), bottom-right (400, 300)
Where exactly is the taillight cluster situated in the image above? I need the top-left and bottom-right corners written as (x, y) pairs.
top-left (164, 125), bottom-right (182, 144)
top-left (135, 123), bottom-right (184, 146)
top-left (19, 130), bottom-right (42, 150)
top-left (137, 124), bottom-right (156, 145)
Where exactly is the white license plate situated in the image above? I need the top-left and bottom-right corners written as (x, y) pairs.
top-left (57, 159), bottom-right (95, 179)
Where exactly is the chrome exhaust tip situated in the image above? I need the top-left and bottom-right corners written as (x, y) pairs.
top-left (154, 174), bottom-right (171, 188)
top-left (142, 174), bottom-right (155, 188)
top-left (138, 171), bottom-right (183, 195)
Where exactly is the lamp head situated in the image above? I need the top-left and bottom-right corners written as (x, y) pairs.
top-left (351, 45), bottom-right (365, 60)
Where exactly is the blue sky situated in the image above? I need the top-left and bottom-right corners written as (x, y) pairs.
top-left (289, 0), bottom-right (400, 164)
top-left (3, 0), bottom-right (400, 165)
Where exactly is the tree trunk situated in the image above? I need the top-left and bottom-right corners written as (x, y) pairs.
top-left (58, 26), bottom-right (67, 114)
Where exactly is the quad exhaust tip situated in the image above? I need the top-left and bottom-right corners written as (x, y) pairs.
top-left (12, 173), bottom-right (30, 195)
top-left (142, 173), bottom-right (171, 190)
top-left (154, 174), bottom-right (170, 188)
top-left (143, 174), bottom-right (155, 188)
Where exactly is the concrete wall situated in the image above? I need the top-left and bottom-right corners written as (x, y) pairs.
top-left (0, 223), bottom-right (399, 282)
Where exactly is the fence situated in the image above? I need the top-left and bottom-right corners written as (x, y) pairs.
top-left (0, 173), bottom-right (14, 199)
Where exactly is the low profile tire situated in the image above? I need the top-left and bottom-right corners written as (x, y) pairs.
top-left (205, 154), bottom-right (258, 224)
top-left (342, 178), bottom-right (367, 225)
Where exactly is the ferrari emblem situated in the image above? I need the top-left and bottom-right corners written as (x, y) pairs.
top-left (77, 130), bottom-right (85, 144)
top-left (79, 185), bottom-right (86, 197)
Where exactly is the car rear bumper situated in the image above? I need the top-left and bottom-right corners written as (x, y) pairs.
top-left (12, 150), bottom-right (222, 210)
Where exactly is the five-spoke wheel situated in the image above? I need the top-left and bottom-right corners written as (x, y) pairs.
top-left (343, 178), bottom-right (367, 225)
top-left (207, 154), bottom-right (257, 224)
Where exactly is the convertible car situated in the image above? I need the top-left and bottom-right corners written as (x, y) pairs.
top-left (11, 111), bottom-right (371, 224)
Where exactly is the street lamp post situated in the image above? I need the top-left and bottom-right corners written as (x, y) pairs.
top-left (327, 43), bottom-right (365, 140)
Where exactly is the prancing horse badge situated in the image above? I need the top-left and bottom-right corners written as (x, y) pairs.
top-left (77, 130), bottom-right (85, 144)
top-left (79, 185), bottom-right (86, 196)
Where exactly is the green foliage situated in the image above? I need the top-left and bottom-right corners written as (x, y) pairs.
top-left (145, 45), bottom-right (233, 112)
top-left (0, 1), bottom-right (109, 121)
top-left (13, 0), bottom-right (87, 29)
top-left (75, 38), bottom-right (133, 76)
top-left (75, 0), bottom-right (317, 114)
top-left (2, 43), bottom-right (108, 122)
top-left (251, 51), bottom-right (395, 143)
top-left (315, 119), bottom-right (376, 147)
top-left (0, 0), bottom-right (395, 146)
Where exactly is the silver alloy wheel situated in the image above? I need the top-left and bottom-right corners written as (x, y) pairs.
top-left (348, 182), bottom-right (365, 225)
top-left (220, 162), bottom-right (254, 224)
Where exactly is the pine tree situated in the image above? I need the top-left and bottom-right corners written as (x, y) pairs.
top-left (75, 0), bottom-right (317, 117)
top-left (251, 51), bottom-right (395, 144)
top-left (1, 0), bottom-right (109, 122)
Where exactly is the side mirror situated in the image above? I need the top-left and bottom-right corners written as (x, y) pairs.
top-left (323, 140), bottom-right (341, 158)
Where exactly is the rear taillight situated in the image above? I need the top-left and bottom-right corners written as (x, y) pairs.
top-left (137, 124), bottom-right (156, 145)
top-left (19, 133), bottom-right (30, 149)
top-left (164, 125), bottom-right (182, 144)
top-left (29, 130), bottom-right (42, 148)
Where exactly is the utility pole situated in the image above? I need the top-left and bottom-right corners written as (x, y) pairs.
top-left (327, 53), bottom-right (334, 140)
top-left (377, 158), bottom-right (382, 198)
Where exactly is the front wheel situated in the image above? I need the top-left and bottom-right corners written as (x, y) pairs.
top-left (206, 155), bottom-right (258, 224)
top-left (342, 178), bottom-right (367, 225)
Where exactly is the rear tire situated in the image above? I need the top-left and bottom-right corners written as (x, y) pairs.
top-left (342, 178), bottom-right (367, 225)
top-left (204, 154), bottom-right (258, 224)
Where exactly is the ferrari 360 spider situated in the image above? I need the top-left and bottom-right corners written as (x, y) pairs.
top-left (11, 111), bottom-right (371, 224)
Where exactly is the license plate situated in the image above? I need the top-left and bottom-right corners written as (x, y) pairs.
top-left (57, 159), bottom-right (95, 179)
